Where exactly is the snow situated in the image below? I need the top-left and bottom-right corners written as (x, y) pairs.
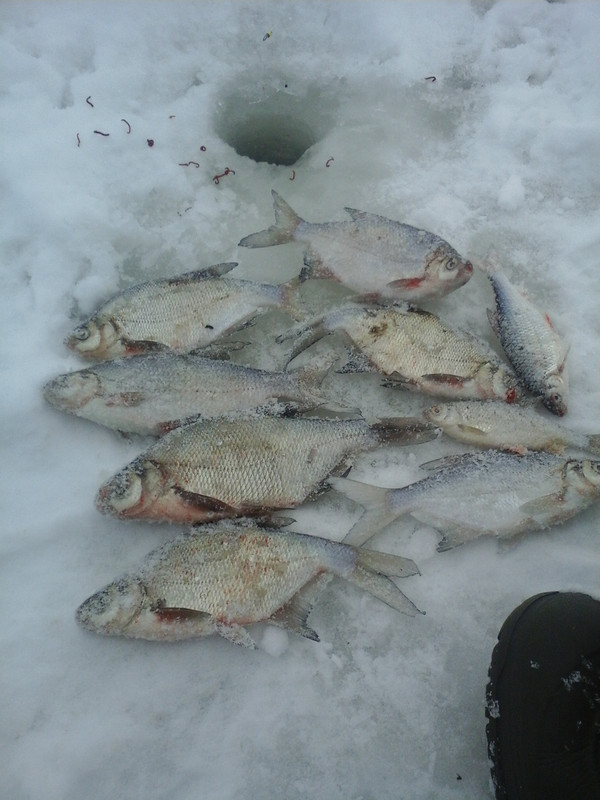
top-left (2, 2), bottom-right (600, 798)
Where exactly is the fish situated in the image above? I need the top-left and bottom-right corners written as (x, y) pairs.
top-left (280, 303), bottom-right (522, 403)
top-left (480, 254), bottom-right (569, 415)
top-left (43, 352), bottom-right (335, 436)
top-left (239, 190), bottom-right (473, 302)
top-left (423, 400), bottom-right (600, 455)
top-left (75, 522), bottom-right (423, 645)
top-left (95, 414), bottom-right (436, 523)
top-left (65, 262), bottom-right (304, 361)
top-left (330, 450), bottom-right (600, 550)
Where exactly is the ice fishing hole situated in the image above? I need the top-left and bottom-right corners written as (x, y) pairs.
top-left (214, 83), bottom-right (336, 166)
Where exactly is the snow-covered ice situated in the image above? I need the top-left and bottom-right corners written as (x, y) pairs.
top-left (2, 2), bottom-right (600, 798)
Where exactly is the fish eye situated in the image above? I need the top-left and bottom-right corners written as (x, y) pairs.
top-left (73, 326), bottom-right (90, 341)
top-left (430, 406), bottom-right (441, 415)
top-left (99, 470), bottom-right (143, 514)
top-left (445, 258), bottom-right (457, 272)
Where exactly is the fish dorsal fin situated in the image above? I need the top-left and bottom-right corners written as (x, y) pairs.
top-left (269, 574), bottom-right (332, 641)
top-left (168, 263), bottom-right (239, 284)
top-left (344, 207), bottom-right (368, 221)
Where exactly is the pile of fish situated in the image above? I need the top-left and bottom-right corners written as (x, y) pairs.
top-left (44, 190), bottom-right (600, 648)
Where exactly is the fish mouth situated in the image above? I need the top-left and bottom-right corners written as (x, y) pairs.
top-left (76, 577), bottom-right (146, 634)
top-left (542, 392), bottom-right (567, 417)
top-left (43, 371), bottom-right (100, 411)
top-left (96, 468), bottom-right (144, 516)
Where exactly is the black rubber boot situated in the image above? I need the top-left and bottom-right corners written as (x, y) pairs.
top-left (485, 592), bottom-right (600, 800)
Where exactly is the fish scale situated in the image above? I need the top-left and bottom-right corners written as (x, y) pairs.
top-left (150, 417), bottom-right (368, 506)
top-left (95, 415), bottom-right (433, 523)
top-left (110, 278), bottom-right (276, 348)
top-left (239, 190), bottom-right (473, 302)
top-left (281, 304), bottom-right (521, 402)
top-left (332, 450), bottom-right (600, 550)
top-left (482, 258), bottom-right (568, 415)
top-left (75, 524), bottom-right (422, 645)
top-left (143, 531), bottom-right (330, 620)
top-left (43, 353), bottom-right (329, 436)
top-left (65, 263), bottom-right (301, 361)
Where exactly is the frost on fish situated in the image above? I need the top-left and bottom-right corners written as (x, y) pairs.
top-left (279, 304), bottom-right (521, 403)
top-left (43, 352), bottom-right (336, 436)
top-left (75, 523), bottom-right (423, 645)
top-left (95, 415), bottom-right (436, 523)
top-left (423, 400), bottom-right (600, 455)
top-left (239, 190), bottom-right (473, 302)
top-left (65, 262), bottom-right (305, 361)
top-left (480, 255), bottom-right (569, 416)
top-left (331, 451), bottom-right (600, 550)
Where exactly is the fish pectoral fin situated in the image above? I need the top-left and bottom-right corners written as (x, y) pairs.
top-left (381, 372), bottom-right (416, 389)
top-left (157, 415), bottom-right (202, 436)
top-left (260, 514), bottom-right (297, 528)
top-left (120, 337), bottom-right (168, 355)
top-left (173, 488), bottom-right (237, 514)
top-left (420, 373), bottom-right (467, 388)
top-left (487, 307), bottom-right (501, 337)
top-left (558, 345), bottom-right (570, 374)
top-left (104, 391), bottom-right (145, 407)
top-left (456, 423), bottom-right (488, 437)
top-left (190, 340), bottom-right (250, 359)
top-left (215, 622), bottom-right (256, 648)
top-left (302, 247), bottom-right (332, 279)
top-left (154, 606), bottom-right (212, 622)
top-left (418, 454), bottom-right (471, 473)
top-left (518, 492), bottom-right (565, 520)
top-left (269, 575), bottom-right (332, 641)
top-left (386, 277), bottom-right (425, 291)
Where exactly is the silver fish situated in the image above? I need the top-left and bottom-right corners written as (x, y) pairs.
top-left (75, 522), bottom-right (423, 646)
top-left (481, 255), bottom-right (569, 415)
top-left (239, 190), bottom-right (473, 302)
top-left (66, 262), bottom-right (304, 361)
top-left (96, 415), bottom-right (435, 523)
top-left (424, 400), bottom-right (600, 455)
top-left (43, 353), bottom-right (333, 436)
top-left (331, 451), bottom-right (600, 550)
top-left (280, 304), bottom-right (521, 403)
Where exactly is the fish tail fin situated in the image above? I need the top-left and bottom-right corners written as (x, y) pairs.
top-left (238, 190), bottom-right (303, 248)
top-left (279, 276), bottom-right (308, 321)
top-left (370, 417), bottom-right (437, 446)
top-left (292, 350), bottom-right (339, 405)
top-left (277, 314), bottom-right (331, 363)
top-left (584, 434), bottom-right (600, 457)
top-left (348, 551), bottom-right (423, 616)
top-left (329, 476), bottom-right (400, 546)
top-left (476, 247), bottom-right (502, 277)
